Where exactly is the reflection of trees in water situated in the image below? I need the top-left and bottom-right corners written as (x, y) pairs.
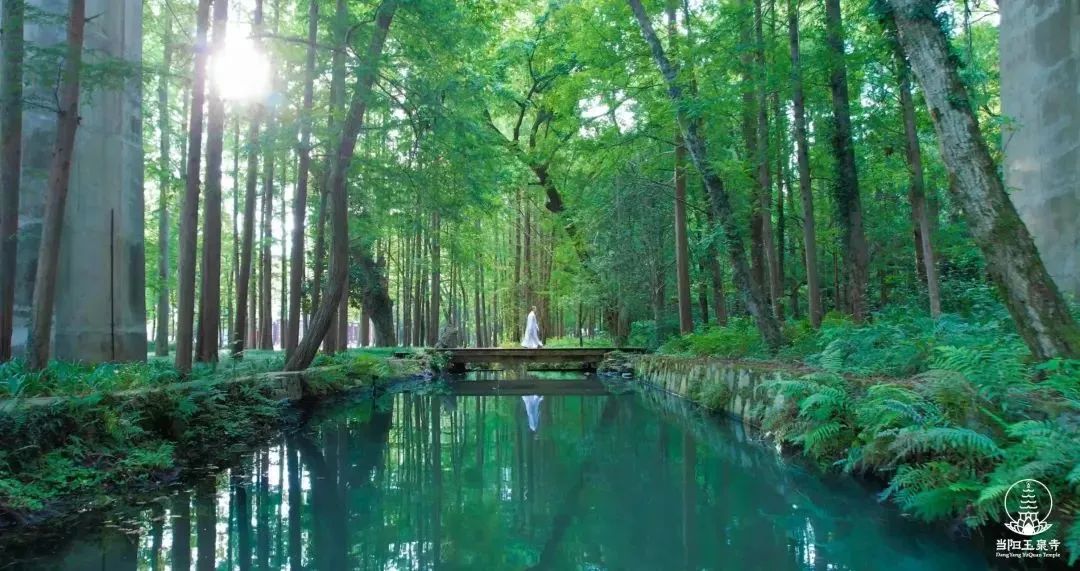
top-left (7, 391), bottom-right (981, 570)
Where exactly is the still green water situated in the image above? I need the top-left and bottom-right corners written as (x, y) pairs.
top-left (2, 377), bottom-right (989, 570)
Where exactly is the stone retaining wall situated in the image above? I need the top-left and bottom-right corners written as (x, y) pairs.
top-left (628, 355), bottom-right (793, 427)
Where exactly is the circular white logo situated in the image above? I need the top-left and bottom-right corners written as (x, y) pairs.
top-left (1003, 479), bottom-right (1053, 536)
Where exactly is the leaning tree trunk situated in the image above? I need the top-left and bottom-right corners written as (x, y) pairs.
top-left (174, 0), bottom-right (212, 373)
top-left (26, 0), bottom-right (85, 370)
top-left (285, 0), bottom-right (398, 371)
top-left (195, 0), bottom-right (228, 363)
top-left (788, 0), bottom-right (822, 328)
top-left (286, 0), bottom-right (318, 358)
top-left (888, 0), bottom-right (1080, 359)
top-left (627, 0), bottom-right (784, 352)
top-left (824, 0), bottom-right (869, 321)
top-left (894, 42), bottom-right (941, 318)
top-left (0, 0), bottom-right (25, 361)
top-left (154, 16), bottom-right (172, 356)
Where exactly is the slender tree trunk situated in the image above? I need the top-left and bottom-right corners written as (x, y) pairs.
top-left (824, 0), bottom-right (869, 321)
top-left (232, 0), bottom-right (267, 359)
top-left (26, 0), bottom-right (85, 370)
top-left (174, 0), bottom-right (212, 373)
top-left (0, 0), bottom-right (25, 361)
top-left (286, 0), bottom-right (318, 357)
top-left (311, 187), bottom-right (327, 313)
top-left (259, 149), bottom-right (274, 350)
top-left (279, 151), bottom-right (288, 349)
top-left (286, 0), bottom-right (398, 371)
top-left (789, 0), bottom-right (822, 328)
top-left (156, 19), bottom-right (172, 356)
top-left (229, 121), bottom-right (239, 349)
top-left (668, 0), bottom-right (693, 335)
top-left (628, 0), bottom-right (783, 351)
top-left (696, 261), bottom-right (709, 325)
top-left (196, 0), bottom-right (228, 363)
top-left (888, 0), bottom-right (1080, 359)
top-left (894, 43), bottom-right (941, 318)
top-left (233, 115), bottom-right (261, 358)
top-left (741, 18), bottom-right (766, 302)
top-left (754, 0), bottom-right (782, 319)
top-left (427, 212), bottom-right (441, 346)
top-left (477, 260), bottom-right (486, 345)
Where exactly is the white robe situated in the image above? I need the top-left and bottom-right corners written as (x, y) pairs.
top-left (521, 310), bottom-right (543, 349)
top-left (522, 395), bottom-right (543, 432)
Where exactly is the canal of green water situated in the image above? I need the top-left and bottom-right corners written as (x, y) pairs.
top-left (1, 373), bottom-right (990, 570)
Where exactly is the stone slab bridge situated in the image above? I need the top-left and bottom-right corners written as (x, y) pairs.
top-left (395, 347), bottom-right (647, 373)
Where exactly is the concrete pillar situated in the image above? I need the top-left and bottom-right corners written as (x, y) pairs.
top-left (1000, 1), bottom-right (1080, 299)
top-left (10, 0), bottom-right (145, 362)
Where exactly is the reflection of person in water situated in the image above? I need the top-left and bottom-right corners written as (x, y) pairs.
top-left (522, 395), bottom-right (543, 432)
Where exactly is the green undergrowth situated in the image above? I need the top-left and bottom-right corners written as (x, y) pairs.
top-left (0, 351), bottom-right (395, 528)
top-left (758, 359), bottom-right (1080, 564)
top-left (653, 288), bottom-right (1080, 562)
top-left (659, 290), bottom-right (1063, 381)
top-left (0, 347), bottom-right (400, 399)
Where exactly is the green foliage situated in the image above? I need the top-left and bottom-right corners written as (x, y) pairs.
top-left (0, 349), bottom-right (397, 525)
top-left (659, 318), bottom-right (765, 358)
top-left (761, 347), bottom-right (1080, 563)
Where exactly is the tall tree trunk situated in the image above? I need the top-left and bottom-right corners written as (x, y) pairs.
top-left (427, 212), bottom-right (441, 346)
top-left (668, 0), bottom-right (693, 335)
top-left (229, 120), bottom-right (239, 349)
top-left (888, 0), bottom-right (1080, 359)
top-left (259, 149), bottom-right (274, 350)
top-left (26, 0), bottom-right (85, 370)
top-left (174, 0), bottom-right (212, 373)
top-left (696, 261), bottom-right (709, 325)
top-left (286, 0), bottom-right (398, 371)
top-left (286, 0), bottom-right (318, 357)
top-left (628, 0), bottom-right (783, 352)
top-left (154, 16), bottom-right (172, 356)
top-left (311, 187), bottom-right (327, 314)
top-left (0, 0), bottom-right (25, 361)
top-left (233, 115), bottom-right (261, 358)
top-left (894, 42), bottom-right (941, 318)
top-left (279, 151), bottom-right (288, 349)
top-left (789, 0), bottom-right (822, 328)
top-left (754, 0), bottom-right (782, 319)
top-left (824, 0), bottom-right (869, 321)
top-left (741, 17), bottom-right (765, 301)
top-left (196, 0), bottom-right (229, 363)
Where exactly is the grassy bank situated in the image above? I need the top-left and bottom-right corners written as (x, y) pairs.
top-left (0, 350), bottom-right (402, 528)
top-left (650, 299), bottom-right (1080, 564)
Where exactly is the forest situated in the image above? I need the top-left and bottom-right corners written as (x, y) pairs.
top-left (2, 0), bottom-right (1075, 367)
top-left (1, 0), bottom-right (1080, 564)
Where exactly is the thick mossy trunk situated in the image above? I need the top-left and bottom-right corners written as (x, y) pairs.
top-left (888, 0), bottom-right (1080, 359)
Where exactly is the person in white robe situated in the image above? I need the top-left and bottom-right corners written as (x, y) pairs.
top-left (521, 305), bottom-right (543, 349)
